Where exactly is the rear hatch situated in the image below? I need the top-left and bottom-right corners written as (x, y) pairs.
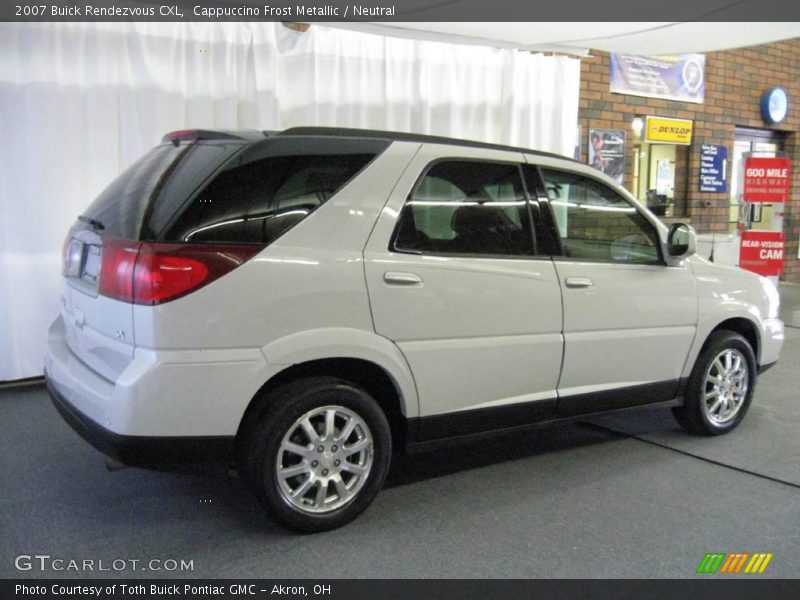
top-left (61, 132), bottom-right (248, 380)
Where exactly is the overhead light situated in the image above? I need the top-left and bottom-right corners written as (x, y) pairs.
top-left (631, 117), bottom-right (644, 139)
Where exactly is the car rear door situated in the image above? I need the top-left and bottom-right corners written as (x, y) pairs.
top-left (524, 160), bottom-right (698, 415)
top-left (364, 145), bottom-right (564, 440)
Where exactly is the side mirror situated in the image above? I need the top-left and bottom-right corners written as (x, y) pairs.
top-left (667, 223), bottom-right (696, 258)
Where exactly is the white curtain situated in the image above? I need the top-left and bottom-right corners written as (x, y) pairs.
top-left (0, 22), bottom-right (580, 381)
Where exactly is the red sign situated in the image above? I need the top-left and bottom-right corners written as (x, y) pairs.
top-left (739, 231), bottom-right (785, 276)
top-left (742, 157), bottom-right (791, 202)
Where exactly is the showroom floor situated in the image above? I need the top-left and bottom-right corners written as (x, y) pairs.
top-left (1, 284), bottom-right (798, 579)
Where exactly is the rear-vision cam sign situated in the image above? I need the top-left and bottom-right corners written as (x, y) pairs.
top-left (739, 231), bottom-right (785, 277)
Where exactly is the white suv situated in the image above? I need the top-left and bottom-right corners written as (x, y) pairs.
top-left (45, 127), bottom-right (784, 531)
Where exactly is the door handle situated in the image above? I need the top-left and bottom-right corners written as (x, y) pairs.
top-left (565, 277), bottom-right (594, 289)
top-left (383, 272), bottom-right (423, 286)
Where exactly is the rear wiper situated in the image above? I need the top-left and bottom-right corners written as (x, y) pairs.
top-left (78, 215), bottom-right (105, 231)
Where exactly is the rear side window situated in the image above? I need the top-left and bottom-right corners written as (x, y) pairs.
top-left (161, 153), bottom-right (375, 244)
top-left (393, 161), bottom-right (534, 256)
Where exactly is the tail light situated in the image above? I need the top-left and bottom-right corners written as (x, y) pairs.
top-left (98, 238), bottom-right (262, 305)
top-left (98, 238), bottom-right (141, 301)
top-left (61, 227), bottom-right (84, 277)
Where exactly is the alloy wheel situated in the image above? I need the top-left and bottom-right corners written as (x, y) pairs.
top-left (702, 348), bottom-right (749, 425)
top-left (275, 405), bottom-right (374, 514)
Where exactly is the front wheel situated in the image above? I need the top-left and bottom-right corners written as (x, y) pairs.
top-left (246, 377), bottom-right (391, 532)
top-left (672, 330), bottom-right (756, 436)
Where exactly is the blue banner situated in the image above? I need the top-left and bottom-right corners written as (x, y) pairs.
top-left (610, 53), bottom-right (705, 104)
top-left (699, 144), bottom-right (728, 192)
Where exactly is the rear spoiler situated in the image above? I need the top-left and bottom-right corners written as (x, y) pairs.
top-left (161, 129), bottom-right (267, 145)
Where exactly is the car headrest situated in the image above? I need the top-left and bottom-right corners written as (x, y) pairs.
top-left (451, 204), bottom-right (504, 235)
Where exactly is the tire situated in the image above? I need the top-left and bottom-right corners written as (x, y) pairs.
top-left (672, 330), bottom-right (756, 436)
top-left (245, 377), bottom-right (391, 532)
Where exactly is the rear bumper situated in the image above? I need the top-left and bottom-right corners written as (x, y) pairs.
top-left (46, 376), bottom-right (234, 469)
top-left (45, 314), bottom-right (273, 436)
top-left (44, 313), bottom-right (276, 468)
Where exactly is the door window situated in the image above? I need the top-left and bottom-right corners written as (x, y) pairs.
top-left (541, 169), bottom-right (661, 264)
top-left (393, 161), bottom-right (534, 256)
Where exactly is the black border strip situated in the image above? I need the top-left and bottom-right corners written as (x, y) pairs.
top-left (411, 379), bottom-right (684, 443)
top-left (3, 579), bottom-right (798, 599)
top-left (4, 0), bottom-right (800, 22)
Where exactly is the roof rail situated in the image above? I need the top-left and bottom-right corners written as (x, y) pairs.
top-left (278, 126), bottom-right (574, 162)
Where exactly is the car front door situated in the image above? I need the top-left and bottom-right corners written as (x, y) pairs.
top-left (526, 162), bottom-right (698, 416)
top-left (364, 145), bottom-right (564, 440)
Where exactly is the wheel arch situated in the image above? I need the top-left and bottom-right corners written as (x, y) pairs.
top-left (705, 317), bottom-right (760, 364)
top-left (683, 309), bottom-right (764, 381)
top-left (236, 356), bottom-right (412, 462)
top-left (673, 321), bottom-right (759, 436)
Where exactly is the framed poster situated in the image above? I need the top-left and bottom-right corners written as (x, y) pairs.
top-left (588, 128), bottom-right (625, 184)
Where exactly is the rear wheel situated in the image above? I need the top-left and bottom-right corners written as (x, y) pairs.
top-left (673, 330), bottom-right (756, 435)
top-left (245, 377), bottom-right (391, 532)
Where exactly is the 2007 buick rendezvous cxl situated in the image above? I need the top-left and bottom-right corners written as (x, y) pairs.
top-left (46, 128), bottom-right (784, 531)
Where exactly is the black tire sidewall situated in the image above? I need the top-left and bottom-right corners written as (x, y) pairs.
top-left (686, 331), bottom-right (756, 435)
top-left (250, 378), bottom-right (391, 533)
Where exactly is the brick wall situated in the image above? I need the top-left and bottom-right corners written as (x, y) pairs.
top-left (577, 40), bottom-right (800, 283)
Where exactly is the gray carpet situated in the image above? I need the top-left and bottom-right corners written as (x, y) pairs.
top-left (1, 284), bottom-right (799, 578)
top-left (779, 282), bottom-right (800, 328)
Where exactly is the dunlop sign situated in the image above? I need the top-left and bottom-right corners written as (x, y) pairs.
top-left (645, 116), bottom-right (693, 144)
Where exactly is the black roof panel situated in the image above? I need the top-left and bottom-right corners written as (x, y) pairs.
top-left (276, 126), bottom-right (577, 163)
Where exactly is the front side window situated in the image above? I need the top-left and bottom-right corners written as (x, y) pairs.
top-left (393, 161), bottom-right (534, 256)
top-left (541, 169), bottom-right (661, 264)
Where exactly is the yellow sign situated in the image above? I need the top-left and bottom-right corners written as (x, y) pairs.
top-left (645, 116), bottom-right (693, 144)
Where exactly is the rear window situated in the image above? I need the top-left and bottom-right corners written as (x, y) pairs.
top-left (83, 144), bottom-right (183, 239)
top-left (82, 142), bottom-right (242, 239)
top-left (160, 153), bottom-right (377, 244)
